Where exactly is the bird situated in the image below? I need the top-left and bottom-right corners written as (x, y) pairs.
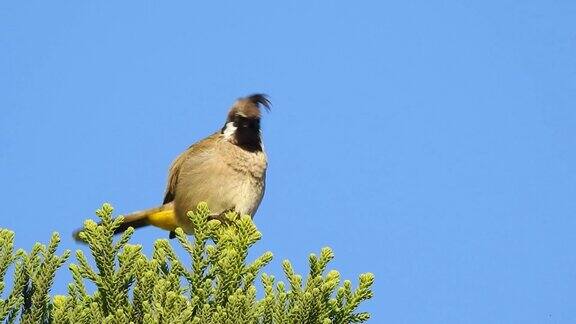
top-left (73, 94), bottom-right (270, 241)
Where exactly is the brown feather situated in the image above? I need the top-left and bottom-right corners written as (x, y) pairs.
top-left (226, 94), bottom-right (271, 121)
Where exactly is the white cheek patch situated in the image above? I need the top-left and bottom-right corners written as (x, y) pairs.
top-left (222, 122), bottom-right (237, 139)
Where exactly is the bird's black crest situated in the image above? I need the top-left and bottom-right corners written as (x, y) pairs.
top-left (246, 93), bottom-right (271, 111)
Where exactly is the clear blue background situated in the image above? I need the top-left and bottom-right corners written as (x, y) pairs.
top-left (1, 1), bottom-right (575, 322)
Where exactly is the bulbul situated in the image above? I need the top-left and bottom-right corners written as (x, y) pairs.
top-left (73, 94), bottom-right (270, 241)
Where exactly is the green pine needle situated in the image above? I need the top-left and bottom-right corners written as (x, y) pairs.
top-left (0, 203), bottom-right (374, 323)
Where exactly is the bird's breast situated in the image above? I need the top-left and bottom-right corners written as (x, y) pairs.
top-left (174, 140), bottom-right (267, 232)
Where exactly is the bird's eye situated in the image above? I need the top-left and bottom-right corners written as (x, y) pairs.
top-left (233, 116), bottom-right (247, 127)
top-left (234, 116), bottom-right (260, 129)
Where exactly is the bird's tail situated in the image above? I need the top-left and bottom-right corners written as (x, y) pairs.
top-left (73, 204), bottom-right (178, 243)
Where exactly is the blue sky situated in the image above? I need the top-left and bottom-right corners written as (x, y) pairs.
top-left (1, 1), bottom-right (575, 322)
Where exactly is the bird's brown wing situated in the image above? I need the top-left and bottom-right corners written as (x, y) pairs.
top-left (162, 133), bottom-right (220, 204)
top-left (163, 150), bottom-right (187, 204)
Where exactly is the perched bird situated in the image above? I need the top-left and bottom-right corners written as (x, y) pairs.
top-left (73, 94), bottom-right (270, 241)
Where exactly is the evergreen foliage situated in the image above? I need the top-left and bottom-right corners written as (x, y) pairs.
top-left (0, 203), bottom-right (374, 323)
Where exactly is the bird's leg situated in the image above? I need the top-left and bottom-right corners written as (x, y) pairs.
top-left (168, 208), bottom-right (238, 239)
top-left (209, 208), bottom-right (238, 225)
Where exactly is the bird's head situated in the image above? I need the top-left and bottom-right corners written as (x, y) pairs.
top-left (221, 94), bottom-right (271, 151)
